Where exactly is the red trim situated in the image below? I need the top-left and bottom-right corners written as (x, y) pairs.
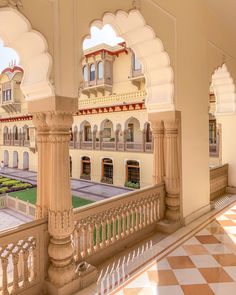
top-left (1, 66), bottom-right (23, 75)
top-left (0, 115), bottom-right (32, 123)
top-left (85, 47), bottom-right (128, 58)
top-left (0, 103), bottom-right (145, 123)
top-left (76, 102), bottom-right (145, 116)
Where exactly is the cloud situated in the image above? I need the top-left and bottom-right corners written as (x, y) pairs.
top-left (83, 24), bottom-right (124, 50)
top-left (0, 39), bottom-right (19, 72)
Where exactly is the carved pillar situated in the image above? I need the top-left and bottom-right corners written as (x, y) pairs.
top-left (33, 113), bottom-right (50, 219)
top-left (78, 131), bottom-right (82, 149)
top-left (92, 130), bottom-right (96, 150)
top-left (115, 129), bottom-right (119, 151)
top-left (99, 130), bottom-right (103, 150)
top-left (123, 129), bottom-right (127, 151)
top-left (164, 120), bottom-right (180, 221)
top-left (142, 129), bottom-right (146, 152)
top-left (151, 121), bottom-right (164, 184)
top-left (46, 111), bottom-right (76, 287)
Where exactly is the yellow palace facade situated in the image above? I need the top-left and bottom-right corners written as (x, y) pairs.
top-left (0, 43), bottom-right (153, 189)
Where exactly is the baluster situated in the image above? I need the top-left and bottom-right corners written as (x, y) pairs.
top-left (153, 197), bottom-right (157, 221)
top-left (31, 242), bottom-right (37, 281)
top-left (121, 212), bottom-right (126, 238)
top-left (150, 199), bottom-right (154, 224)
top-left (1, 257), bottom-right (9, 295)
top-left (117, 214), bottom-right (122, 240)
top-left (89, 223), bottom-right (95, 255)
top-left (23, 247), bottom-right (30, 286)
top-left (95, 222), bottom-right (100, 251)
top-left (76, 226), bottom-right (82, 260)
top-left (82, 226), bottom-right (88, 257)
top-left (131, 207), bottom-right (135, 233)
top-left (112, 215), bottom-right (116, 242)
top-left (126, 209), bottom-right (130, 235)
top-left (135, 207), bottom-right (139, 231)
top-left (101, 220), bottom-right (106, 249)
top-left (12, 252), bottom-right (20, 293)
top-left (143, 201), bottom-right (147, 228)
top-left (147, 201), bottom-right (150, 225)
top-left (157, 197), bottom-right (160, 220)
top-left (107, 218), bottom-right (111, 246)
top-left (139, 205), bottom-right (143, 230)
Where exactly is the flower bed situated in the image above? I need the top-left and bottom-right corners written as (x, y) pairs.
top-left (0, 176), bottom-right (35, 194)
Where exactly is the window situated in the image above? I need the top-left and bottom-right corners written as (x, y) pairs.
top-left (126, 160), bottom-right (140, 185)
top-left (133, 54), bottom-right (142, 71)
top-left (102, 158), bottom-right (113, 184)
top-left (97, 61), bottom-right (103, 79)
top-left (90, 64), bottom-right (95, 81)
top-left (209, 120), bottom-right (216, 144)
top-left (13, 126), bottom-right (18, 140)
top-left (81, 156), bottom-right (91, 180)
top-left (70, 128), bottom-right (73, 141)
top-left (83, 65), bottom-right (88, 82)
top-left (84, 125), bottom-right (92, 141)
top-left (146, 123), bottom-right (152, 142)
top-left (23, 125), bottom-right (30, 140)
top-left (127, 123), bottom-right (134, 142)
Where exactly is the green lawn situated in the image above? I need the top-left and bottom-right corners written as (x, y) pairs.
top-left (9, 187), bottom-right (94, 208)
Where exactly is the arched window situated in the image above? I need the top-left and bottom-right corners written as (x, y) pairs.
top-left (69, 128), bottom-right (73, 141)
top-left (81, 156), bottom-right (91, 180)
top-left (23, 125), bottom-right (29, 140)
top-left (126, 160), bottom-right (140, 188)
top-left (13, 126), bottom-right (18, 140)
top-left (3, 126), bottom-right (8, 141)
top-left (146, 123), bottom-right (152, 142)
top-left (101, 158), bottom-right (113, 184)
top-left (84, 124), bottom-right (92, 141)
top-left (97, 61), bottom-right (103, 79)
top-left (90, 64), bottom-right (95, 81)
top-left (83, 65), bottom-right (88, 82)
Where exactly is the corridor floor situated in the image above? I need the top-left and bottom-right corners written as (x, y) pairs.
top-left (76, 196), bottom-right (236, 295)
top-left (113, 201), bottom-right (236, 295)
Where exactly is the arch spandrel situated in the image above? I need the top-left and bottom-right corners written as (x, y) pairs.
top-left (0, 7), bottom-right (54, 101)
top-left (84, 9), bottom-right (174, 113)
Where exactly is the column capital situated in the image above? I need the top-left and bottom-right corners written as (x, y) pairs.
top-left (46, 111), bottom-right (73, 132)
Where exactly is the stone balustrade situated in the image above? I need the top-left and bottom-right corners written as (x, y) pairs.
top-left (0, 219), bottom-right (47, 295)
top-left (73, 184), bottom-right (165, 266)
top-left (210, 164), bottom-right (228, 200)
top-left (79, 90), bottom-right (146, 109)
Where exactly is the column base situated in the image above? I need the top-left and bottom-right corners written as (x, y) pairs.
top-left (156, 219), bottom-right (182, 234)
top-left (45, 263), bottom-right (98, 295)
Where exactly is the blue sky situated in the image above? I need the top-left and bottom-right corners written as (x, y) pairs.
top-left (0, 25), bottom-right (123, 72)
top-left (0, 39), bottom-right (19, 72)
top-left (83, 24), bottom-right (124, 50)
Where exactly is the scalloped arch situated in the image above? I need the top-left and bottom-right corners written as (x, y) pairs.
top-left (87, 10), bottom-right (174, 113)
top-left (212, 64), bottom-right (236, 115)
top-left (0, 7), bottom-right (54, 100)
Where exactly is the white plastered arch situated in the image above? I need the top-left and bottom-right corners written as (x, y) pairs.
top-left (0, 7), bottom-right (54, 100)
top-left (211, 64), bottom-right (236, 115)
top-left (86, 9), bottom-right (174, 113)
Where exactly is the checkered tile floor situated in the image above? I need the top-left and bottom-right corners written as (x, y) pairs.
top-left (114, 205), bottom-right (236, 295)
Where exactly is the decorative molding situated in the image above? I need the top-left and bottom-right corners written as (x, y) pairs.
top-left (48, 209), bottom-right (74, 238)
top-left (0, 0), bottom-right (23, 10)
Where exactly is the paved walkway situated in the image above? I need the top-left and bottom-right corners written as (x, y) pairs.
top-left (0, 208), bottom-right (32, 232)
top-left (0, 168), bottom-right (131, 202)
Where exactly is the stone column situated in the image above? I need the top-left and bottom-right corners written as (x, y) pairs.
top-left (115, 129), bottom-right (119, 150)
top-left (164, 120), bottom-right (180, 221)
top-left (142, 129), bottom-right (146, 152)
top-left (46, 111), bottom-right (76, 287)
top-left (150, 121), bottom-right (165, 184)
top-left (33, 113), bottom-right (50, 219)
top-left (99, 130), bottom-right (103, 150)
top-left (92, 130), bottom-right (96, 150)
top-left (123, 129), bottom-right (127, 151)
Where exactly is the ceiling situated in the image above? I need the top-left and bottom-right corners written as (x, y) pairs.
top-left (206, 0), bottom-right (236, 33)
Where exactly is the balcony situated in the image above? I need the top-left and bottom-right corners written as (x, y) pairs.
top-left (79, 90), bottom-right (146, 109)
top-left (82, 77), bottom-right (113, 97)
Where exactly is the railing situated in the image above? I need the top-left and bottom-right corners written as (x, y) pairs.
top-left (0, 219), bottom-right (48, 295)
top-left (126, 142), bottom-right (143, 151)
top-left (101, 142), bottom-right (115, 150)
top-left (79, 90), bottom-right (146, 109)
top-left (1, 195), bottom-right (35, 219)
top-left (81, 141), bottom-right (93, 150)
top-left (73, 184), bottom-right (165, 266)
top-left (145, 142), bottom-right (153, 153)
top-left (210, 164), bottom-right (228, 200)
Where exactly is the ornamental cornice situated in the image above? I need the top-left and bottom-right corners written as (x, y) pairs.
top-left (0, 0), bottom-right (23, 9)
